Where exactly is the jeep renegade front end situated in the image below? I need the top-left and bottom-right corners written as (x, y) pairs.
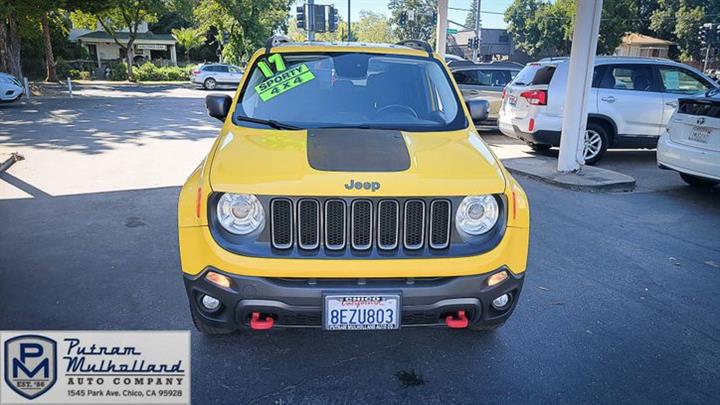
top-left (178, 39), bottom-right (530, 333)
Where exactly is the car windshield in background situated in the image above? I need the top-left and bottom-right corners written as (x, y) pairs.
top-left (235, 52), bottom-right (466, 131)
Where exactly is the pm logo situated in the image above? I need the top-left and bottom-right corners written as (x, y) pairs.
top-left (4, 335), bottom-right (57, 399)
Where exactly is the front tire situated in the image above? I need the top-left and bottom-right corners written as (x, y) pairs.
top-left (583, 123), bottom-right (609, 165)
top-left (203, 77), bottom-right (217, 90)
top-left (680, 173), bottom-right (719, 188)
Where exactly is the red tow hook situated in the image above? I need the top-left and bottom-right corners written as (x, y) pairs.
top-left (250, 312), bottom-right (274, 330)
top-left (445, 310), bottom-right (469, 329)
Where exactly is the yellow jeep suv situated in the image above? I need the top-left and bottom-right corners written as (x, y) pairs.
top-left (178, 38), bottom-right (529, 333)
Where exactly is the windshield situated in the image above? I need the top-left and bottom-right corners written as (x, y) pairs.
top-left (235, 52), bottom-right (466, 131)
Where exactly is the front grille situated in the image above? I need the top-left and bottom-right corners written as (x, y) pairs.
top-left (270, 199), bottom-right (293, 249)
top-left (269, 197), bottom-right (453, 253)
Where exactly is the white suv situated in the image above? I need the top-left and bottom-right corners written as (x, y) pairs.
top-left (498, 57), bottom-right (717, 163)
top-left (191, 63), bottom-right (244, 90)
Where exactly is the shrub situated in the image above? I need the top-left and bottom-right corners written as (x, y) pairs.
top-left (78, 71), bottom-right (91, 80)
top-left (107, 62), bottom-right (128, 81)
top-left (133, 62), bottom-right (189, 81)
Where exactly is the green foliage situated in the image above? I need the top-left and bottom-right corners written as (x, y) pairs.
top-left (108, 61), bottom-right (129, 81)
top-left (172, 27), bottom-right (206, 61)
top-left (388, 0), bottom-right (437, 44)
top-left (133, 62), bottom-right (190, 81)
top-left (465, 0), bottom-right (478, 30)
top-left (353, 11), bottom-right (397, 44)
top-left (194, 0), bottom-right (292, 65)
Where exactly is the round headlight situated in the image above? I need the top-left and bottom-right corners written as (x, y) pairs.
top-left (455, 195), bottom-right (499, 235)
top-left (216, 193), bottom-right (265, 235)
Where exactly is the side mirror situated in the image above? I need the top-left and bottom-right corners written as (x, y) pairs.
top-left (206, 94), bottom-right (232, 122)
top-left (466, 99), bottom-right (489, 123)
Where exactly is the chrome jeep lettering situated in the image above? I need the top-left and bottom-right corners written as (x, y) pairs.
top-left (344, 180), bottom-right (381, 192)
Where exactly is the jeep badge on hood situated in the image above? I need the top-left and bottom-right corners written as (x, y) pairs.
top-left (344, 180), bottom-right (381, 192)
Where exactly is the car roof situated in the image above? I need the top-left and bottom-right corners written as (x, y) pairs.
top-left (258, 41), bottom-right (431, 59)
top-left (451, 63), bottom-right (521, 72)
top-left (534, 56), bottom-right (688, 67)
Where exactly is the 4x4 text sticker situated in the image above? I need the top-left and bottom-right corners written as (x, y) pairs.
top-left (254, 64), bottom-right (315, 102)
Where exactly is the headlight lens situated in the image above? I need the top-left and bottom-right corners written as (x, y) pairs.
top-left (455, 195), bottom-right (499, 235)
top-left (216, 193), bottom-right (265, 235)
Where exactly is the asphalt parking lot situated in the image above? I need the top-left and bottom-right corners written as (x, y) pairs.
top-left (1, 93), bottom-right (719, 404)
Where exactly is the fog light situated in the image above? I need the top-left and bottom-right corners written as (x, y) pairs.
top-left (201, 294), bottom-right (221, 311)
top-left (487, 270), bottom-right (508, 287)
top-left (205, 271), bottom-right (231, 288)
top-left (492, 294), bottom-right (510, 310)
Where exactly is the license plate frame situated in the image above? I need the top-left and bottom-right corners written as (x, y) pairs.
top-left (323, 293), bottom-right (401, 331)
top-left (689, 126), bottom-right (711, 144)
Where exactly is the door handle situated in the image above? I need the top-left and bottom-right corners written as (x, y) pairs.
top-left (601, 96), bottom-right (616, 103)
top-left (665, 101), bottom-right (678, 108)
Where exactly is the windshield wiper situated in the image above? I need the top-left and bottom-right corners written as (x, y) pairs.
top-left (235, 115), bottom-right (301, 130)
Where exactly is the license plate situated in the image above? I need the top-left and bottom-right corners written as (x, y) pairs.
top-left (324, 294), bottom-right (400, 330)
top-left (508, 95), bottom-right (517, 106)
top-left (689, 126), bottom-right (711, 143)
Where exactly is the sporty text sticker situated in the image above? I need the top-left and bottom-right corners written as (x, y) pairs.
top-left (254, 64), bottom-right (315, 102)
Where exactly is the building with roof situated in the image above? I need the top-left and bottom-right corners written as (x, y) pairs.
top-left (70, 22), bottom-right (177, 68)
top-left (615, 33), bottom-right (673, 59)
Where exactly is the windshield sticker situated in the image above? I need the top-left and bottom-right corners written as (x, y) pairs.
top-left (254, 64), bottom-right (315, 102)
top-left (257, 54), bottom-right (287, 78)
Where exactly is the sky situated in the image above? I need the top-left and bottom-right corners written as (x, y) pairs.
top-left (292, 0), bottom-right (515, 30)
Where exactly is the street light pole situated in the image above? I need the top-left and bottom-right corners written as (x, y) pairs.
top-left (557, 0), bottom-right (603, 172)
top-left (347, 0), bottom-right (351, 41)
top-left (473, 0), bottom-right (481, 62)
top-left (307, 0), bottom-right (315, 41)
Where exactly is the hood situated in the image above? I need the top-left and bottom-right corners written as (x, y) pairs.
top-left (209, 126), bottom-right (506, 196)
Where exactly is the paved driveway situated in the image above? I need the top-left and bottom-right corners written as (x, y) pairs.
top-left (1, 97), bottom-right (719, 404)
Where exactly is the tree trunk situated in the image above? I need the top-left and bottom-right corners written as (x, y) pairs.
top-left (126, 40), bottom-right (135, 81)
top-left (5, 11), bottom-right (23, 79)
top-left (41, 12), bottom-right (58, 82)
top-left (0, 19), bottom-right (7, 73)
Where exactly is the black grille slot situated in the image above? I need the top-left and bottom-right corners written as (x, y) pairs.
top-left (271, 199), bottom-right (293, 249)
top-left (297, 199), bottom-right (320, 249)
top-left (429, 200), bottom-right (451, 249)
top-left (351, 200), bottom-right (373, 250)
top-left (403, 200), bottom-right (425, 250)
top-left (377, 200), bottom-right (399, 250)
top-left (324, 200), bottom-right (346, 250)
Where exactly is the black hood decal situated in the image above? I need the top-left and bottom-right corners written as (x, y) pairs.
top-left (307, 128), bottom-right (411, 172)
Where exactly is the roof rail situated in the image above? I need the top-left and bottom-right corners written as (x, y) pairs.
top-left (395, 40), bottom-right (433, 57)
top-left (265, 35), bottom-right (291, 55)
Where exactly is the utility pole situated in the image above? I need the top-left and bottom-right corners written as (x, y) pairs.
top-left (347, 0), bottom-right (351, 41)
top-left (473, 0), bottom-right (481, 62)
top-left (307, 0), bottom-right (315, 41)
top-left (436, 0), bottom-right (448, 56)
top-left (705, 45), bottom-right (712, 73)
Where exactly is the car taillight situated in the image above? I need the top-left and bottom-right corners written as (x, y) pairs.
top-left (501, 87), bottom-right (506, 99)
top-left (520, 89), bottom-right (547, 106)
top-left (192, 70), bottom-right (201, 75)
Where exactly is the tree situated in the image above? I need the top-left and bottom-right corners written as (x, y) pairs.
top-left (650, 0), bottom-right (719, 62)
top-left (0, 2), bottom-right (24, 78)
top-left (41, 11), bottom-right (57, 81)
top-left (352, 11), bottom-right (396, 44)
top-left (172, 27), bottom-right (205, 62)
top-left (389, 0), bottom-right (437, 44)
top-left (71, 0), bottom-right (165, 81)
top-left (194, 0), bottom-right (291, 65)
top-left (464, 0), bottom-right (478, 30)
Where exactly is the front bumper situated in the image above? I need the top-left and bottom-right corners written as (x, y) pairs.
top-left (184, 267), bottom-right (524, 330)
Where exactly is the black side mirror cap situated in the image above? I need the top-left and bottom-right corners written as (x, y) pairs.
top-left (206, 94), bottom-right (232, 122)
top-left (466, 99), bottom-right (489, 123)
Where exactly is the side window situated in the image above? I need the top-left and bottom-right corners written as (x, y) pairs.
top-left (487, 70), bottom-right (513, 87)
top-left (474, 70), bottom-right (493, 86)
top-left (599, 64), bottom-right (655, 91)
top-left (453, 71), bottom-right (479, 85)
top-left (658, 66), bottom-right (711, 94)
top-left (217, 66), bottom-right (230, 73)
top-left (592, 65), bottom-right (607, 88)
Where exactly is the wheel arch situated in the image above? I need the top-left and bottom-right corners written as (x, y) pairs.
top-left (587, 114), bottom-right (617, 145)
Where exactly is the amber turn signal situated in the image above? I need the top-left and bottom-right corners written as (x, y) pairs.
top-left (205, 271), bottom-right (232, 288)
top-left (487, 270), bottom-right (508, 287)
